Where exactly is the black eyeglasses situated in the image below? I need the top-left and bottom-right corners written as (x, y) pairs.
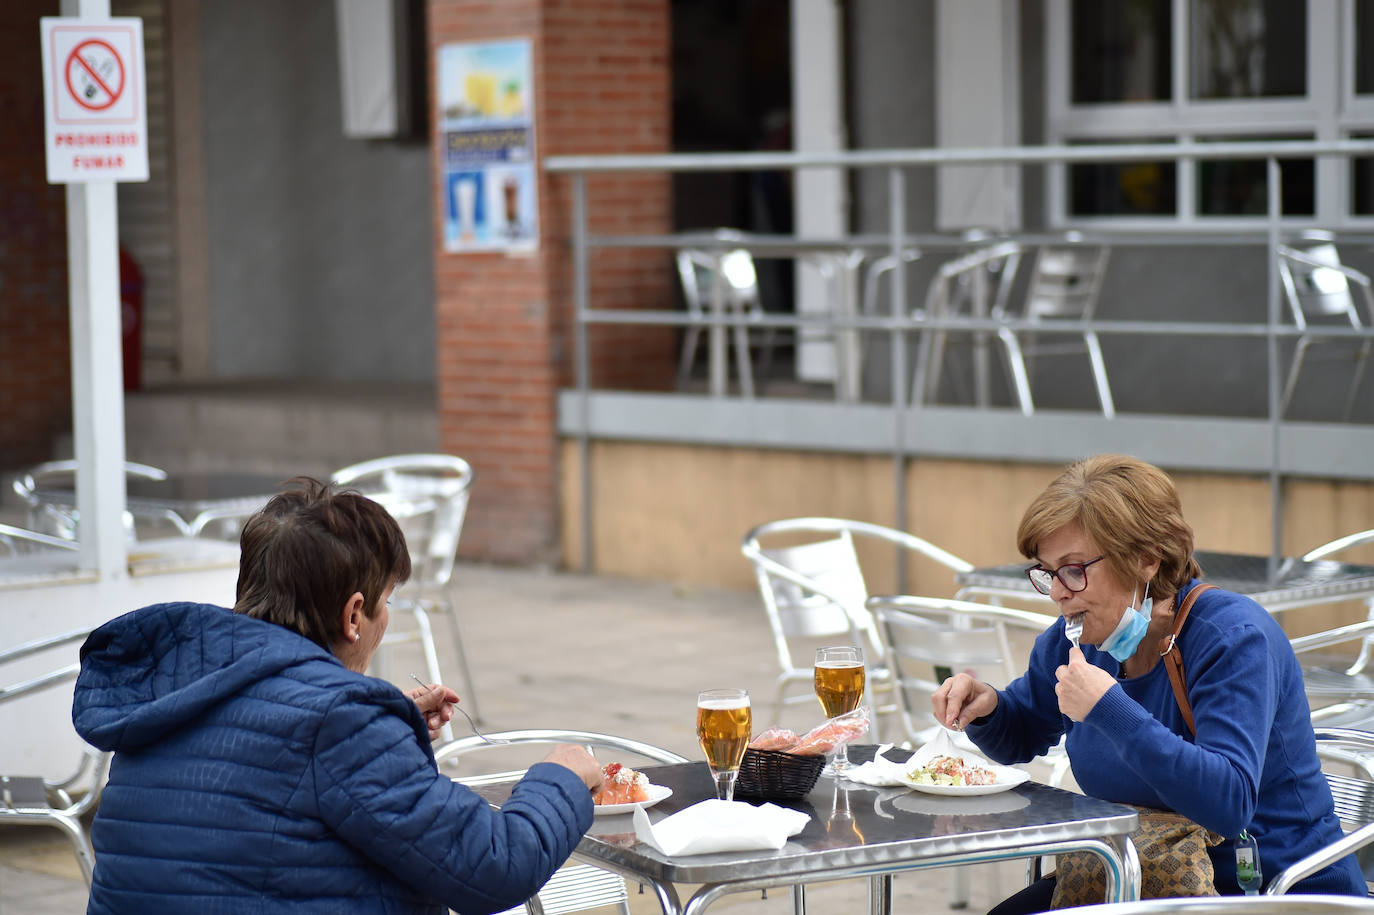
top-left (1026, 556), bottom-right (1105, 595)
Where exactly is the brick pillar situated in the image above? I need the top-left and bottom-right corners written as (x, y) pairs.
top-left (430, 0), bottom-right (675, 563)
top-left (0, 0), bottom-right (71, 471)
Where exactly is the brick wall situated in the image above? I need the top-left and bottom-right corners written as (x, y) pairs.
top-left (0, 0), bottom-right (70, 472)
top-left (430, 0), bottom-right (674, 563)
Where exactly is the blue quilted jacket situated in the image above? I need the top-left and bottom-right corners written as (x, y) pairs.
top-left (73, 602), bottom-right (593, 914)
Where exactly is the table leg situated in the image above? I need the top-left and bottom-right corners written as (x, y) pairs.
top-left (790, 884), bottom-right (806, 915)
top-left (867, 874), bottom-right (891, 915)
top-left (1106, 833), bottom-right (1142, 903)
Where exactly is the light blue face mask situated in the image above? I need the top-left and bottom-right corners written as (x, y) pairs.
top-left (1099, 582), bottom-right (1153, 663)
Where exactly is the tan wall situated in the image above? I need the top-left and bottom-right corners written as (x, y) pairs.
top-left (559, 440), bottom-right (1374, 635)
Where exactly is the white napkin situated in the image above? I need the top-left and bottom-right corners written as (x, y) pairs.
top-left (841, 744), bottom-right (911, 787)
top-left (631, 799), bottom-right (810, 856)
top-left (906, 726), bottom-right (994, 769)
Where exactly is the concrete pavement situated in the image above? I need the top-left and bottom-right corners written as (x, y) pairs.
top-left (1, 561), bottom-right (1031, 914)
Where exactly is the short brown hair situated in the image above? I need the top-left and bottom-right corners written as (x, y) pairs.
top-left (1016, 454), bottom-right (1201, 603)
top-left (233, 477), bottom-right (411, 649)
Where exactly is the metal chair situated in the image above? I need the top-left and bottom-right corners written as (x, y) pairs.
top-left (434, 728), bottom-right (689, 915)
top-left (912, 240), bottom-right (1024, 410)
top-left (0, 627), bottom-right (109, 887)
top-left (1276, 234), bottom-right (1374, 420)
top-left (1264, 727), bottom-right (1374, 896)
top-left (740, 517), bottom-right (975, 741)
top-left (11, 459), bottom-right (168, 542)
top-left (676, 229), bottom-right (774, 397)
top-left (992, 243), bottom-right (1114, 418)
top-left (866, 593), bottom-right (1068, 912)
top-left (331, 454), bottom-right (478, 732)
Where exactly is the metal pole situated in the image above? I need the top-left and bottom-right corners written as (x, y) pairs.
top-left (573, 173), bottom-right (592, 573)
top-left (889, 166), bottom-right (909, 594)
top-left (1266, 158), bottom-right (1283, 580)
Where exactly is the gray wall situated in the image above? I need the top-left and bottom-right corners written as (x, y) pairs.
top-left (201, 0), bottom-right (434, 383)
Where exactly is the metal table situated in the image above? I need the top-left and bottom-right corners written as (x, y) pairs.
top-left (34, 471), bottom-right (285, 538)
top-left (956, 550), bottom-right (1374, 615)
top-left (475, 746), bottom-right (1140, 915)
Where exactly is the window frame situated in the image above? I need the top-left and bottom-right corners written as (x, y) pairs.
top-left (1045, 0), bottom-right (1374, 228)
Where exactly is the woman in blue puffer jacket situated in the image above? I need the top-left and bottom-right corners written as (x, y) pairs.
top-left (73, 478), bottom-right (603, 914)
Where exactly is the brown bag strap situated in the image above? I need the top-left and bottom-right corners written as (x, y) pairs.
top-left (1157, 583), bottom-right (1217, 736)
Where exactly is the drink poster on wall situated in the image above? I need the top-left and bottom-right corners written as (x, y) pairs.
top-left (437, 38), bottom-right (538, 253)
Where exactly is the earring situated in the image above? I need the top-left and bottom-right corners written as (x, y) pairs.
top-left (352, 633), bottom-right (360, 642)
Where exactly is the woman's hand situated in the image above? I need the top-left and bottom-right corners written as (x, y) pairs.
top-left (542, 744), bottom-right (604, 794)
top-left (932, 672), bottom-right (998, 730)
top-left (1054, 646), bottom-right (1116, 722)
top-left (405, 681), bottom-right (461, 741)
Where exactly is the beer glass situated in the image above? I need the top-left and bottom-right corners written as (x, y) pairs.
top-left (696, 688), bottom-right (751, 802)
top-left (814, 646), bottom-right (864, 774)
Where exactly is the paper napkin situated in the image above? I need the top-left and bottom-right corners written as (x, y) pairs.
top-left (841, 744), bottom-right (911, 787)
top-left (631, 799), bottom-right (810, 856)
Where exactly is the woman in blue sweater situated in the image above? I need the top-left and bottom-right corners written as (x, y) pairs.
top-left (73, 479), bottom-right (603, 914)
top-left (933, 454), bottom-right (1363, 912)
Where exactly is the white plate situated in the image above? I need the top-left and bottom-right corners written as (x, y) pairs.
top-left (898, 766), bottom-right (1029, 796)
top-left (593, 784), bottom-right (672, 816)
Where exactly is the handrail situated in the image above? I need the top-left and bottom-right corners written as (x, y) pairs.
top-left (551, 138), bottom-right (1374, 574)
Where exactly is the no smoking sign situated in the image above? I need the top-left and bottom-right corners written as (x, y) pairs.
top-left (41, 17), bottom-right (148, 183)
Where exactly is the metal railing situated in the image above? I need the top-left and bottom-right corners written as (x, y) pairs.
top-left (547, 139), bottom-right (1374, 574)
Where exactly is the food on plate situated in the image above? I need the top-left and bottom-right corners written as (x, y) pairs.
top-left (748, 728), bottom-right (801, 751)
top-left (593, 763), bottom-right (651, 806)
top-left (788, 707), bottom-right (870, 756)
top-left (907, 754), bottom-right (998, 787)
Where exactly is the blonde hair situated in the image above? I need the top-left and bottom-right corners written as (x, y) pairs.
top-left (1016, 454), bottom-right (1201, 603)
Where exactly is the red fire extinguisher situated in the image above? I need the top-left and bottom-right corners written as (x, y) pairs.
top-left (119, 246), bottom-right (143, 391)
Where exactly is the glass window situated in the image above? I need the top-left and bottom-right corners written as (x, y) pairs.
top-left (1189, 0), bottom-right (1306, 99)
top-left (1358, 0), bottom-right (1374, 95)
top-left (1069, 140), bottom-right (1177, 216)
top-left (1071, 0), bottom-right (1171, 103)
top-left (1196, 135), bottom-right (1314, 215)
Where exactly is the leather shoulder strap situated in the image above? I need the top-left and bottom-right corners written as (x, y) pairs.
top-left (1157, 583), bottom-right (1218, 736)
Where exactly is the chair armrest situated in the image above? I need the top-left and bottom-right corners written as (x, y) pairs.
top-left (1265, 820), bottom-right (1374, 895)
top-left (1303, 529), bottom-right (1374, 562)
top-left (1290, 619), bottom-right (1374, 655)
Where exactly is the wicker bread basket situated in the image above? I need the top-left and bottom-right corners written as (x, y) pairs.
top-left (734, 748), bottom-right (825, 800)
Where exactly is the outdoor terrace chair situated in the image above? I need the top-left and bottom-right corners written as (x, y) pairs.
top-left (864, 594), bottom-right (1070, 780)
top-left (992, 243), bottom-right (1114, 418)
top-left (331, 454), bottom-right (478, 735)
top-left (911, 240), bottom-right (1024, 409)
top-left (434, 729), bottom-right (689, 915)
top-left (676, 230), bottom-right (777, 397)
top-left (1276, 235), bottom-right (1374, 420)
top-left (11, 459), bottom-right (168, 543)
top-left (0, 627), bottom-right (109, 887)
top-left (740, 517), bottom-right (975, 741)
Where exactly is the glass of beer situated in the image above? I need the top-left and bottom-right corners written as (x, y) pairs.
top-left (696, 688), bottom-right (751, 802)
top-left (814, 646), bottom-right (865, 774)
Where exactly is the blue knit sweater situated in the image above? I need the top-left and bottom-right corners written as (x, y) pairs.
top-left (72, 602), bottom-right (593, 914)
top-left (966, 580), bottom-right (1363, 896)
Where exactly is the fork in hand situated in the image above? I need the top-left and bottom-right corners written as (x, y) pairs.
top-left (409, 674), bottom-right (509, 745)
top-left (1065, 617), bottom-right (1083, 649)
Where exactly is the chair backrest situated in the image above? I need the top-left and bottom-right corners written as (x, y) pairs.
top-left (1277, 242), bottom-right (1364, 327)
top-left (867, 594), bottom-right (1057, 744)
top-left (434, 730), bottom-right (685, 915)
top-left (922, 241), bottom-right (1023, 321)
top-left (677, 244), bottom-right (761, 314)
top-left (331, 454), bottom-right (474, 590)
top-left (740, 518), bottom-right (974, 678)
top-left (1020, 245), bottom-right (1110, 321)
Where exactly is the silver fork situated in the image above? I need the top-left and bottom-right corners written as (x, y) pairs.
top-left (410, 674), bottom-right (510, 745)
top-left (1065, 617), bottom-right (1083, 649)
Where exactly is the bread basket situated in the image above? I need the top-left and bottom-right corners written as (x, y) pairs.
top-left (734, 748), bottom-right (824, 800)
